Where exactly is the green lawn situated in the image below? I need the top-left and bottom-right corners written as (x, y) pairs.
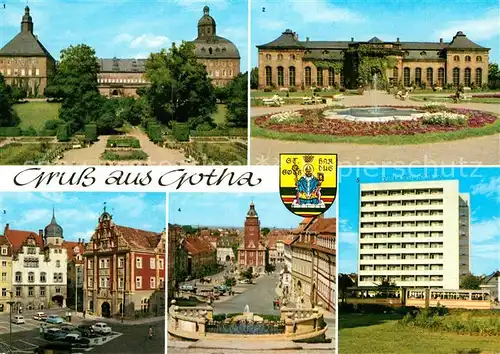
top-left (0, 143), bottom-right (46, 165)
top-left (251, 90), bottom-right (355, 98)
top-left (14, 101), bottom-right (61, 131)
top-left (410, 96), bottom-right (500, 104)
top-left (212, 104), bottom-right (227, 126)
top-left (339, 313), bottom-right (500, 354)
top-left (251, 118), bottom-right (500, 145)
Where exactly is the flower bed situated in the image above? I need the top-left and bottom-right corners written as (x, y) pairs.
top-left (471, 94), bottom-right (500, 98)
top-left (101, 150), bottom-right (148, 161)
top-left (254, 106), bottom-right (497, 137)
top-left (106, 136), bottom-right (141, 148)
top-left (268, 111), bottom-right (304, 125)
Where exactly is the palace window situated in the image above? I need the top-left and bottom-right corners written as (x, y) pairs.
top-left (55, 288), bottom-right (61, 294)
top-left (150, 258), bottom-right (156, 269)
top-left (316, 68), bottom-right (323, 87)
top-left (40, 272), bottom-right (46, 283)
top-left (392, 67), bottom-right (398, 81)
top-left (15, 272), bottom-right (21, 283)
top-left (136, 257), bottom-right (142, 269)
top-left (277, 54), bottom-right (283, 61)
top-left (136, 276), bottom-right (142, 289)
top-left (15, 287), bottom-right (21, 297)
top-left (305, 67), bottom-right (312, 86)
top-left (403, 67), bottom-right (410, 86)
top-left (475, 68), bottom-right (482, 86)
top-left (465, 55), bottom-right (471, 62)
top-left (438, 68), bottom-right (445, 86)
top-left (40, 287), bottom-right (45, 296)
top-left (1, 247), bottom-right (6, 255)
top-left (290, 54), bottom-right (296, 61)
top-left (1, 273), bottom-right (5, 282)
top-left (476, 56), bottom-right (482, 62)
top-left (35, 69), bottom-right (39, 76)
top-left (56, 260), bottom-right (60, 268)
top-left (277, 66), bottom-right (284, 86)
top-left (265, 54), bottom-right (271, 61)
top-left (118, 277), bottom-right (124, 289)
top-left (118, 257), bottom-right (124, 268)
top-left (28, 272), bottom-right (34, 283)
top-left (464, 68), bottom-right (471, 87)
top-left (328, 68), bottom-right (335, 86)
top-left (289, 66), bottom-right (296, 87)
top-left (21, 69), bottom-right (25, 76)
top-left (28, 287), bottom-right (34, 297)
top-left (453, 68), bottom-right (460, 86)
top-left (150, 277), bottom-right (156, 289)
top-left (6, 69), bottom-right (11, 75)
top-left (453, 55), bottom-right (460, 61)
top-left (426, 68), bottom-right (433, 85)
top-left (159, 259), bottom-right (164, 269)
top-left (415, 68), bottom-right (422, 85)
top-left (265, 66), bottom-right (272, 86)
top-left (1, 288), bottom-right (6, 297)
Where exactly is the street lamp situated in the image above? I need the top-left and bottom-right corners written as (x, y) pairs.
top-left (7, 291), bottom-right (14, 354)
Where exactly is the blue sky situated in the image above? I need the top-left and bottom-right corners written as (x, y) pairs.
top-left (0, 0), bottom-right (248, 71)
top-left (251, 0), bottom-right (499, 66)
top-left (338, 167), bottom-right (500, 276)
top-left (169, 193), bottom-right (337, 229)
top-left (0, 192), bottom-right (166, 243)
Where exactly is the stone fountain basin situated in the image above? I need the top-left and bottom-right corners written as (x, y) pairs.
top-left (323, 107), bottom-right (424, 123)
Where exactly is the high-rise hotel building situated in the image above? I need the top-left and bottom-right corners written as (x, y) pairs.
top-left (357, 180), bottom-right (470, 289)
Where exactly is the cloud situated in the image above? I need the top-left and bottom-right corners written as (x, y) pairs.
top-left (471, 243), bottom-right (500, 262)
top-left (436, 8), bottom-right (499, 41)
top-left (470, 176), bottom-right (500, 202)
top-left (290, 0), bottom-right (364, 24)
top-left (71, 230), bottom-right (94, 243)
top-left (471, 217), bottom-right (500, 243)
top-left (340, 231), bottom-right (358, 245)
top-left (57, 208), bottom-right (98, 222)
top-left (172, 0), bottom-right (228, 12)
top-left (113, 33), bottom-right (170, 49)
top-left (18, 209), bottom-right (52, 225)
top-left (107, 194), bottom-right (147, 217)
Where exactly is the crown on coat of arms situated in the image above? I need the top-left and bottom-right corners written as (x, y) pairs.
top-left (303, 155), bottom-right (314, 163)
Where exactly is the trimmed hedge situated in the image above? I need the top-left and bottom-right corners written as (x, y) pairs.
top-left (148, 124), bottom-right (163, 144)
top-left (0, 127), bottom-right (22, 137)
top-left (57, 124), bottom-right (70, 142)
top-left (172, 122), bottom-right (190, 142)
top-left (106, 137), bottom-right (140, 148)
top-left (191, 128), bottom-right (247, 137)
top-left (101, 150), bottom-right (149, 161)
top-left (85, 124), bottom-right (98, 143)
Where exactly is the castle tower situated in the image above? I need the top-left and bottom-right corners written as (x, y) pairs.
top-left (21, 6), bottom-right (34, 33)
top-left (44, 207), bottom-right (63, 246)
top-left (197, 6), bottom-right (216, 38)
top-left (244, 202), bottom-right (261, 249)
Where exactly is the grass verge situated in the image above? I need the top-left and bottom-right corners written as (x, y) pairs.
top-left (14, 102), bottom-right (61, 131)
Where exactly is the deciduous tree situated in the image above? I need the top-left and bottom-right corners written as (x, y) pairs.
top-left (0, 75), bottom-right (20, 127)
top-left (225, 72), bottom-right (248, 128)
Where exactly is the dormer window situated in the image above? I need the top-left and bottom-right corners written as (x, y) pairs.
top-left (265, 54), bottom-right (271, 60)
top-left (420, 51), bottom-right (426, 56)
top-left (222, 48), bottom-right (226, 52)
top-left (290, 54), bottom-right (296, 60)
top-left (476, 56), bottom-right (482, 62)
top-left (0, 247), bottom-right (6, 255)
top-left (201, 47), bottom-right (206, 52)
top-left (454, 55), bottom-right (460, 61)
top-left (465, 55), bottom-right (471, 62)
top-left (277, 54), bottom-right (283, 60)
top-left (209, 48), bottom-right (213, 55)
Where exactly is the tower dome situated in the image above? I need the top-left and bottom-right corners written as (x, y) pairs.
top-left (44, 208), bottom-right (63, 239)
top-left (247, 201), bottom-right (258, 217)
top-left (21, 6), bottom-right (34, 33)
top-left (198, 6), bottom-right (216, 38)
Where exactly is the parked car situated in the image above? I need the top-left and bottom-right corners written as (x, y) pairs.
top-left (12, 315), bottom-right (24, 324)
top-left (180, 284), bottom-right (196, 292)
top-left (91, 322), bottom-right (112, 334)
top-left (239, 279), bottom-right (252, 284)
top-left (61, 333), bottom-right (91, 348)
top-left (44, 328), bottom-right (67, 341)
top-left (46, 315), bottom-right (64, 324)
top-left (76, 325), bottom-right (97, 338)
top-left (33, 312), bottom-right (47, 321)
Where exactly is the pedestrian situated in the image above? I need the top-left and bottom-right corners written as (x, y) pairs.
top-left (148, 326), bottom-right (154, 340)
top-left (83, 310), bottom-right (86, 319)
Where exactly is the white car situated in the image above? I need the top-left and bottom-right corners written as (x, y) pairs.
top-left (91, 322), bottom-right (112, 334)
top-left (12, 315), bottom-right (24, 324)
top-left (33, 312), bottom-right (47, 321)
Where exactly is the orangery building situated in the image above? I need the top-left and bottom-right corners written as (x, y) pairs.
top-left (257, 30), bottom-right (489, 90)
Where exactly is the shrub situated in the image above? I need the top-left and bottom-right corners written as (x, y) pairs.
top-left (106, 137), bottom-right (140, 148)
top-left (57, 124), bottom-right (70, 142)
top-left (84, 124), bottom-right (98, 143)
top-left (39, 129), bottom-right (56, 137)
top-left (44, 120), bottom-right (61, 131)
top-left (289, 86), bottom-right (297, 92)
top-left (314, 87), bottom-right (321, 93)
top-left (22, 126), bottom-right (38, 137)
top-left (263, 87), bottom-right (273, 92)
top-left (0, 127), bottom-right (22, 137)
top-left (171, 122), bottom-right (190, 142)
top-left (147, 124), bottom-right (163, 144)
top-left (339, 86), bottom-right (346, 92)
top-left (101, 150), bottom-right (148, 161)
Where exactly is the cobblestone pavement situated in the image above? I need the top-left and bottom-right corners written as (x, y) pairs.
top-left (250, 90), bottom-right (500, 165)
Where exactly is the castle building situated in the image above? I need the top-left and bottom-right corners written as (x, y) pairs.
top-left (62, 239), bottom-right (85, 312)
top-left (357, 180), bottom-right (470, 289)
top-left (0, 6), bottom-right (56, 97)
top-left (2, 210), bottom-right (68, 312)
top-left (0, 237), bottom-right (13, 313)
top-left (237, 202), bottom-right (266, 272)
top-left (82, 208), bottom-right (166, 317)
top-left (97, 6), bottom-right (240, 97)
top-left (257, 30), bottom-right (489, 89)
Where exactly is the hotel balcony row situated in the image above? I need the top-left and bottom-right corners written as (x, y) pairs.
top-left (360, 202), bottom-right (444, 212)
top-left (361, 188), bottom-right (444, 198)
top-left (359, 269), bottom-right (444, 276)
top-left (359, 257), bottom-right (444, 265)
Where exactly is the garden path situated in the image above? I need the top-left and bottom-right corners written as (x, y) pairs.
top-left (250, 90), bottom-right (500, 165)
top-left (58, 135), bottom-right (109, 165)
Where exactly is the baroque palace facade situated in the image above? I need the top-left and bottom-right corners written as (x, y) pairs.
top-left (0, 6), bottom-right (240, 98)
top-left (257, 29), bottom-right (489, 89)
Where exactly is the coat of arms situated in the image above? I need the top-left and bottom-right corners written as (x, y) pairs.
top-left (279, 154), bottom-right (337, 217)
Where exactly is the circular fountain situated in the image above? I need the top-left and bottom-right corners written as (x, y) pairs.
top-left (323, 106), bottom-right (424, 122)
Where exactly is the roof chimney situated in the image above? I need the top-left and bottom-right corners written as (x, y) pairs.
top-left (440, 38), bottom-right (443, 44)
top-left (39, 229), bottom-right (43, 238)
top-left (351, 37), bottom-right (354, 42)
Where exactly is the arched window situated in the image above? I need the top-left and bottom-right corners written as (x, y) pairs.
top-left (277, 54), bottom-right (283, 61)
top-left (289, 66), bottom-right (296, 87)
top-left (28, 272), bottom-right (34, 283)
top-left (453, 67), bottom-right (460, 86)
top-left (415, 68), bottom-right (422, 85)
top-left (453, 55), bottom-right (460, 61)
top-left (277, 66), bottom-right (284, 87)
top-left (475, 68), bottom-right (482, 86)
top-left (290, 54), bottom-right (296, 61)
top-left (40, 272), bottom-right (46, 283)
top-left (305, 67), bottom-right (312, 87)
top-left (465, 55), bottom-right (471, 62)
top-left (426, 68), bottom-right (433, 85)
top-left (403, 67), bottom-right (410, 86)
top-left (464, 68), bottom-right (471, 87)
top-left (476, 56), bottom-right (482, 62)
top-left (265, 54), bottom-right (271, 61)
top-left (393, 67), bottom-right (398, 81)
top-left (265, 66), bottom-right (272, 86)
top-left (328, 67), bottom-right (335, 86)
top-left (209, 48), bottom-right (213, 55)
top-left (316, 68), bottom-right (323, 87)
top-left (438, 68), bottom-right (445, 87)
top-left (15, 272), bottom-right (22, 282)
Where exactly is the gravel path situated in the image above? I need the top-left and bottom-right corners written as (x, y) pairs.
top-left (250, 91), bottom-right (500, 165)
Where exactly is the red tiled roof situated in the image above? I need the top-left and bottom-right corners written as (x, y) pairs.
top-left (4, 227), bottom-right (43, 253)
top-left (183, 236), bottom-right (215, 255)
top-left (308, 218), bottom-right (336, 234)
top-left (62, 241), bottom-right (84, 263)
top-left (115, 225), bottom-right (161, 251)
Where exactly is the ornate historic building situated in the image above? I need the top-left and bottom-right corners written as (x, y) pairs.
top-left (82, 208), bottom-right (166, 317)
top-left (290, 216), bottom-right (336, 312)
top-left (237, 202), bottom-right (266, 272)
top-left (62, 239), bottom-right (85, 312)
top-left (0, 237), bottom-right (13, 313)
top-left (257, 30), bottom-right (490, 89)
top-left (2, 211), bottom-right (68, 312)
top-left (97, 6), bottom-right (240, 97)
top-left (0, 6), bottom-right (56, 97)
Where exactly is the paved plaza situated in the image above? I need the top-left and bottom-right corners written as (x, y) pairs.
top-left (250, 91), bottom-right (500, 165)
